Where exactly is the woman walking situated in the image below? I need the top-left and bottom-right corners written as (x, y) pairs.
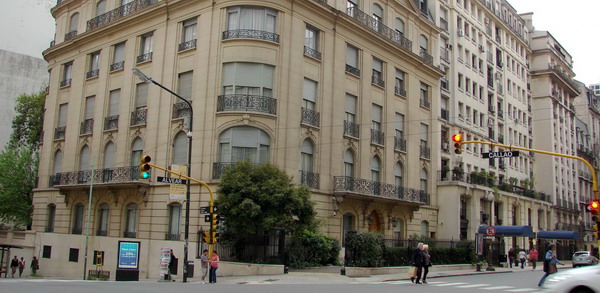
top-left (209, 250), bottom-right (219, 283)
top-left (421, 244), bottom-right (432, 284)
top-left (538, 244), bottom-right (563, 287)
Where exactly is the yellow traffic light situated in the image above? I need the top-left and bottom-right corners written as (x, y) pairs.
top-left (202, 231), bottom-right (211, 243)
top-left (594, 224), bottom-right (598, 238)
top-left (211, 214), bottom-right (220, 229)
top-left (211, 232), bottom-right (219, 243)
top-left (452, 133), bottom-right (463, 154)
top-left (139, 154), bottom-right (152, 179)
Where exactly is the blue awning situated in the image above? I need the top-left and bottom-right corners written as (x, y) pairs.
top-left (537, 230), bottom-right (580, 240)
top-left (477, 225), bottom-right (535, 237)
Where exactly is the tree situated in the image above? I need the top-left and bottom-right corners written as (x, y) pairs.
top-left (216, 161), bottom-right (317, 236)
top-left (0, 147), bottom-right (37, 227)
top-left (9, 91), bottom-right (46, 150)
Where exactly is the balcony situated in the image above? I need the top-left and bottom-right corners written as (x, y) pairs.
top-left (371, 129), bottom-right (384, 145)
top-left (222, 30), bottom-right (280, 43)
top-left (165, 233), bottom-right (181, 240)
top-left (299, 170), bottom-right (320, 189)
top-left (394, 136), bottom-right (406, 152)
top-left (487, 52), bottom-right (493, 64)
top-left (344, 120), bottom-right (360, 138)
top-left (178, 39), bottom-right (197, 52)
top-left (136, 52), bottom-right (153, 64)
top-left (123, 231), bottom-right (137, 238)
top-left (130, 108), bottom-right (147, 126)
top-left (301, 107), bottom-right (320, 128)
top-left (54, 126), bottom-right (66, 140)
top-left (304, 46), bottom-right (322, 61)
top-left (172, 101), bottom-right (191, 120)
top-left (420, 145), bottom-right (431, 159)
top-left (371, 75), bottom-right (385, 87)
top-left (440, 47), bottom-right (449, 63)
top-left (212, 162), bottom-right (257, 179)
top-left (439, 18), bottom-right (448, 32)
top-left (345, 64), bottom-right (360, 76)
top-left (394, 86), bottom-right (406, 97)
top-left (498, 109), bottom-right (504, 119)
top-left (80, 119), bottom-right (93, 135)
top-left (49, 166), bottom-right (145, 187)
top-left (87, 0), bottom-right (159, 31)
top-left (217, 94), bottom-right (277, 115)
top-left (64, 30), bottom-right (78, 41)
top-left (110, 61), bottom-right (125, 72)
top-left (86, 69), bottom-right (99, 79)
top-left (420, 98), bottom-right (430, 109)
top-left (441, 78), bottom-right (449, 91)
top-left (419, 49), bottom-right (434, 65)
top-left (345, 7), bottom-right (412, 53)
top-left (60, 79), bottom-right (72, 88)
top-left (440, 108), bottom-right (449, 121)
top-left (334, 176), bottom-right (429, 205)
top-left (104, 115), bottom-right (119, 131)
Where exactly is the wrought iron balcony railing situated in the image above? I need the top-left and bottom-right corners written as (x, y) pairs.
top-left (300, 170), bottom-right (320, 189)
top-left (344, 120), bottom-right (360, 138)
top-left (165, 233), bottom-right (181, 240)
top-left (172, 101), bottom-right (191, 120)
top-left (420, 98), bottom-right (430, 109)
top-left (419, 49), bottom-right (434, 65)
top-left (333, 176), bottom-right (429, 205)
top-left (130, 108), bottom-right (147, 126)
top-left (371, 129), bottom-right (384, 145)
top-left (123, 231), bottom-right (137, 238)
top-left (420, 145), bottom-right (431, 159)
top-left (371, 75), bottom-right (385, 87)
top-left (110, 61), bottom-right (125, 72)
top-left (80, 119), bottom-right (93, 135)
top-left (178, 39), bottom-right (197, 52)
top-left (222, 29), bottom-right (280, 43)
top-left (50, 166), bottom-right (144, 187)
top-left (345, 64), bottom-right (360, 76)
top-left (304, 46), bottom-right (322, 60)
top-left (64, 30), bottom-right (78, 41)
top-left (439, 18), bottom-right (448, 32)
top-left (86, 69), bottom-right (99, 79)
top-left (96, 229), bottom-right (108, 236)
top-left (301, 107), bottom-right (320, 128)
top-left (54, 126), bottom-right (66, 140)
top-left (440, 47), bottom-right (449, 63)
top-left (60, 79), bottom-right (72, 88)
top-left (136, 52), bottom-right (153, 63)
top-left (217, 94), bottom-right (277, 115)
top-left (394, 136), bottom-right (406, 152)
top-left (104, 115), bottom-right (119, 131)
top-left (345, 7), bottom-right (412, 53)
top-left (212, 162), bottom-right (258, 179)
top-left (87, 0), bottom-right (158, 31)
top-left (394, 86), bottom-right (406, 97)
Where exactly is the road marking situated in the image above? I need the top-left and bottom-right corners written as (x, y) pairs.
top-left (481, 285), bottom-right (515, 290)
top-left (455, 283), bottom-right (492, 288)
top-left (505, 289), bottom-right (538, 292)
top-left (432, 282), bottom-right (469, 286)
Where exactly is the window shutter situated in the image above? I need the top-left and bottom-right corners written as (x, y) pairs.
top-left (395, 113), bottom-right (404, 131)
top-left (135, 83), bottom-right (148, 108)
top-left (373, 58), bottom-right (382, 72)
top-left (85, 96), bottom-right (95, 119)
top-left (172, 132), bottom-right (188, 165)
top-left (114, 43), bottom-right (125, 63)
top-left (178, 71), bottom-right (193, 100)
top-left (103, 142), bottom-right (115, 168)
top-left (53, 150), bottom-right (63, 174)
top-left (79, 146), bottom-right (90, 171)
top-left (58, 104), bottom-right (68, 127)
top-left (421, 123), bottom-right (428, 141)
top-left (345, 94), bottom-right (357, 114)
top-left (109, 90), bottom-right (120, 116)
top-left (303, 79), bottom-right (317, 102)
top-left (372, 104), bottom-right (382, 122)
top-left (346, 45), bottom-right (357, 67)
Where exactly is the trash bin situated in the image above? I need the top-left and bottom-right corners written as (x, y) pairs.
top-left (187, 261), bottom-right (194, 278)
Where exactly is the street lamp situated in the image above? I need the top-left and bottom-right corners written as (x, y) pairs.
top-left (133, 68), bottom-right (193, 283)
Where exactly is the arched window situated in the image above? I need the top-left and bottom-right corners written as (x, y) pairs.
top-left (393, 218), bottom-right (404, 241)
top-left (53, 150), bottom-right (63, 175)
top-left (97, 203), bottom-right (109, 236)
top-left (301, 139), bottom-right (314, 172)
top-left (343, 149), bottom-right (354, 177)
top-left (168, 203), bottom-right (182, 240)
top-left (342, 213), bottom-right (355, 247)
top-left (217, 126), bottom-right (270, 164)
top-left (69, 13), bottom-right (79, 33)
top-left (420, 220), bottom-right (429, 237)
top-left (124, 203), bottom-right (137, 238)
top-left (395, 18), bottom-right (405, 36)
top-left (79, 145), bottom-right (90, 171)
top-left (371, 156), bottom-right (381, 195)
top-left (419, 35), bottom-right (429, 52)
top-left (103, 142), bottom-right (115, 168)
top-left (172, 132), bottom-right (188, 166)
top-left (46, 204), bottom-right (56, 232)
top-left (372, 4), bottom-right (383, 31)
top-left (73, 203), bottom-right (84, 235)
top-left (130, 137), bottom-right (143, 167)
top-left (420, 168), bottom-right (428, 193)
top-left (96, 0), bottom-right (107, 16)
top-left (394, 162), bottom-right (404, 187)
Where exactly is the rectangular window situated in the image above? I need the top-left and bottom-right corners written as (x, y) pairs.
top-left (346, 44), bottom-right (359, 69)
top-left (169, 205), bottom-right (181, 235)
top-left (58, 104), bottom-right (68, 127)
top-left (69, 248), bottom-right (79, 262)
top-left (222, 63), bottom-right (274, 97)
top-left (113, 42), bottom-right (125, 64)
top-left (395, 69), bottom-right (405, 94)
top-left (140, 33), bottom-right (153, 55)
top-left (420, 123), bottom-right (429, 146)
top-left (135, 83), bottom-right (148, 109)
top-left (43, 245), bottom-right (52, 259)
top-left (303, 78), bottom-right (317, 110)
top-left (372, 104), bottom-right (382, 131)
top-left (372, 58), bottom-right (383, 83)
top-left (226, 6), bottom-right (277, 33)
top-left (395, 113), bottom-right (404, 138)
top-left (89, 51), bottom-right (100, 72)
top-left (177, 71), bottom-right (193, 100)
top-left (345, 94), bottom-right (357, 123)
top-left (108, 89), bottom-right (120, 116)
top-left (84, 96), bottom-right (95, 120)
top-left (420, 82), bottom-right (429, 107)
top-left (63, 62), bottom-right (73, 82)
top-left (182, 18), bottom-right (197, 42)
top-left (305, 26), bottom-right (319, 50)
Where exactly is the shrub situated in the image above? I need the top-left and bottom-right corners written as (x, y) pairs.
top-left (286, 230), bottom-right (340, 268)
top-left (344, 231), bottom-right (386, 267)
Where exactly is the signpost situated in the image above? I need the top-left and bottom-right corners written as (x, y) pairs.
top-left (481, 151), bottom-right (520, 159)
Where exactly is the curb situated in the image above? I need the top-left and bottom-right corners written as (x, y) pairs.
top-left (380, 270), bottom-right (513, 282)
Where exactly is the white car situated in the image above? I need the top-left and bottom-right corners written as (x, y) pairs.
top-left (543, 265), bottom-right (600, 292)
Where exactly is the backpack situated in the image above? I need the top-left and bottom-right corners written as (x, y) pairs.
top-left (543, 259), bottom-right (549, 272)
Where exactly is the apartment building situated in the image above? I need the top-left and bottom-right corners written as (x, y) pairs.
top-left (32, 0), bottom-right (443, 278)
top-left (434, 0), bottom-right (548, 250)
top-left (590, 83), bottom-right (600, 97)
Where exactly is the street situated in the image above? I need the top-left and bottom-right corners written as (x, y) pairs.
top-left (0, 269), bottom-right (558, 293)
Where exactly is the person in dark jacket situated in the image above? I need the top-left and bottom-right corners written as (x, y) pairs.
top-left (411, 242), bottom-right (425, 284)
top-left (421, 244), bottom-right (432, 284)
top-left (168, 249), bottom-right (177, 281)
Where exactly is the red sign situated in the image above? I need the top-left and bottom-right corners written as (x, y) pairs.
top-left (485, 226), bottom-right (497, 236)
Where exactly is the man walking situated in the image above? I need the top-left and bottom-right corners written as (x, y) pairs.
top-left (10, 256), bottom-right (19, 278)
top-left (200, 249), bottom-right (210, 284)
top-left (529, 248), bottom-right (538, 271)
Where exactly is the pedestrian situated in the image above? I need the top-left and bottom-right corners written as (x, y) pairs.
top-left (30, 256), bottom-right (39, 275)
top-left (538, 243), bottom-right (563, 287)
top-left (200, 249), bottom-right (210, 284)
top-left (168, 249), bottom-right (177, 281)
top-left (508, 248), bottom-right (516, 268)
top-left (529, 248), bottom-right (538, 271)
top-left (209, 250), bottom-right (219, 284)
top-left (518, 249), bottom-right (527, 269)
top-left (411, 242), bottom-right (425, 284)
top-left (18, 257), bottom-right (25, 277)
top-left (10, 256), bottom-right (19, 278)
top-left (421, 244), bottom-right (432, 284)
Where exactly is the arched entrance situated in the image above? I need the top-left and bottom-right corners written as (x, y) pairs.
top-left (368, 210), bottom-right (382, 232)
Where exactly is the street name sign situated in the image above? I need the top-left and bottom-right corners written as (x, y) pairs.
top-left (481, 151), bottom-right (520, 159)
top-left (157, 176), bottom-right (187, 185)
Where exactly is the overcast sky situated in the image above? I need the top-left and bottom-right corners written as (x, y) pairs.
top-left (0, 0), bottom-right (598, 85)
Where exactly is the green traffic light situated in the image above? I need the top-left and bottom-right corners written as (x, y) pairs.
top-left (141, 171), bottom-right (150, 179)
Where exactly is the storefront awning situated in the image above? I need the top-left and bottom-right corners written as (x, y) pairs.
top-left (477, 225), bottom-right (535, 237)
top-left (537, 230), bottom-right (580, 240)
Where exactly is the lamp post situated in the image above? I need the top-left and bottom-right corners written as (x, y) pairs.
top-left (133, 68), bottom-right (193, 283)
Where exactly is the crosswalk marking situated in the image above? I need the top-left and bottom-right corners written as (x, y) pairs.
top-left (481, 285), bottom-right (515, 290)
top-left (433, 282), bottom-right (469, 286)
top-left (456, 283), bottom-right (492, 288)
top-left (505, 289), bottom-right (538, 292)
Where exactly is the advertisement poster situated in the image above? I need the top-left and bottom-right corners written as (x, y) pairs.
top-left (118, 241), bottom-right (140, 269)
top-left (160, 248), bottom-right (171, 280)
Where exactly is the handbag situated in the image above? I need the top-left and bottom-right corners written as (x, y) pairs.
top-left (407, 266), bottom-right (417, 278)
top-left (548, 264), bottom-right (558, 274)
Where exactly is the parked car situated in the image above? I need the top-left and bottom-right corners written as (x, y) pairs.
top-left (572, 251), bottom-right (598, 267)
top-left (543, 265), bottom-right (600, 292)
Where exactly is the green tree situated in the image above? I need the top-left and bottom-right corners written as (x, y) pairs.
top-left (9, 91), bottom-right (46, 150)
top-left (0, 147), bottom-right (37, 227)
top-left (216, 161), bottom-right (317, 236)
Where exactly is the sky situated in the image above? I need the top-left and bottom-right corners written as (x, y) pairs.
top-left (0, 0), bottom-right (598, 85)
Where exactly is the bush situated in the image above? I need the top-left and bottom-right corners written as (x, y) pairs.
top-left (344, 231), bottom-right (386, 267)
top-left (286, 230), bottom-right (340, 268)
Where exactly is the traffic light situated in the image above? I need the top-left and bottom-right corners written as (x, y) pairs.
top-left (452, 133), bottom-right (463, 154)
top-left (202, 231), bottom-right (211, 243)
top-left (588, 201), bottom-right (600, 221)
top-left (139, 154), bottom-right (151, 179)
top-left (594, 224), bottom-right (599, 239)
top-left (211, 232), bottom-right (219, 243)
top-left (211, 214), bottom-right (220, 229)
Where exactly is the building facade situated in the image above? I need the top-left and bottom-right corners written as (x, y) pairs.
top-left (32, 0), bottom-right (443, 278)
